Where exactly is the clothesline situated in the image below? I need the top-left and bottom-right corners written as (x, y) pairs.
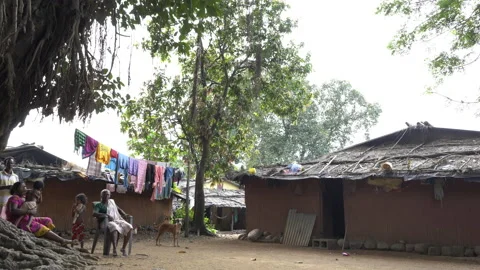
top-left (73, 129), bottom-right (184, 201)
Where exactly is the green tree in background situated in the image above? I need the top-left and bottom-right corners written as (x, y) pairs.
top-left (121, 0), bottom-right (313, 235)
top-left (377, 0), bottom-right (480, 84)
top-left (0, 0), bottom-right (221, 150)
top-left (251, 80), bottom-right (381, 166)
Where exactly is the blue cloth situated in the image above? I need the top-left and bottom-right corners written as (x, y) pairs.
top-left (118, 153), bottom-right (130, 187)
top-left (163, 167), bottom-right (174, 199)
top-left (105, 158), bottom-right (118, 184)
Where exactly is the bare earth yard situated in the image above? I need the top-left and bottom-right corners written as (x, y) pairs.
top-left (89, 232), bottom-right (480, 270)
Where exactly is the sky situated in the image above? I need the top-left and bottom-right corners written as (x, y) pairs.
top-left (7, 0), bottom-right (480, 168)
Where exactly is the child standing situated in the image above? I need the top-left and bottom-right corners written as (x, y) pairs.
top-left (72, 193), bottom-right (87, 248)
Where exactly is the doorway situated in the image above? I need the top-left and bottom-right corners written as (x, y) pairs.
top-left (322, 179), bottom-right (345, 238)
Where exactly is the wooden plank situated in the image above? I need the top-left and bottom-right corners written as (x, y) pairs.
top-left (282, 209), bottom-right (296, 245)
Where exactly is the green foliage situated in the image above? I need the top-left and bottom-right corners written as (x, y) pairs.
top-left (121, 0), bottom-right (312, 231)
top-left (377, 0), bottom-right (480, 80)
top-left (173, 203), bottom-right (194, 221)
top-left (121, 0), bottom-right (312, 170)
top-left (250, 80), bottom-right (382, 166)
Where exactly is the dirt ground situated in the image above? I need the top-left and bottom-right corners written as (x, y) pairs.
top-left (89, 232), bottom-right (480, 270)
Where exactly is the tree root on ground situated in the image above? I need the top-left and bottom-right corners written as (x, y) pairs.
top-left (0, 218), bottom-right (97, 270)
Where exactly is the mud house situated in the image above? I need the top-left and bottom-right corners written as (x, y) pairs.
top-left (173, 179), bottom-right (246, 231)
top-left (0, 144), bottom-right (172, 231)
top-left (238, 124), bottom-right (480, 247)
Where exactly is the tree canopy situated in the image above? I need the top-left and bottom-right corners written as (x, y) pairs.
top-left (251, 80), bottom-right (381, 166)
top-left (377, 0), bottom-right (480, 83)
top-left (0, 0), bottom-right (221, 150)
top-left (121, 0), bottom-right (313, 234)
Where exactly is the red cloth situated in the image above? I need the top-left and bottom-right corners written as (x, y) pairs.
top-left (72, 222), bottom-right (85, 241)
top-left (110, 149), bottom-right (119, 159)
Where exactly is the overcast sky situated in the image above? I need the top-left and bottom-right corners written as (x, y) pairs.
top-left (7, 0), bottom-right (480, 167)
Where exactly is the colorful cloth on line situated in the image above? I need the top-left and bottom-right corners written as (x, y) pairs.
top-left (135, 160), bottom-right (148, 194)
top-left (118, 153), bottom-right (130, 187)
top-left (110, 149), bottom-right (119, 159)
top-left (128, 158), bottom-right (139, 176)
top-left (151, 165), bottom-right (165, 201)
top-left (82, 136), bottom-right (98, 159)
top-left (72, 222), bottom-right (85, 241)
top-left (86, 154), bottom-right (102, 177)
top-left (74, 129), bottom-right (87, 154)
top-left (163, 167), bottom-right (174, 199)
top-left (105, 157), bottom-right (118, 184)
top-left (95, 143), bottom-right (111, 165)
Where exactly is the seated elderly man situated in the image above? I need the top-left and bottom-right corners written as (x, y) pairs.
top-left (93, 189), bottom-right (132, 256)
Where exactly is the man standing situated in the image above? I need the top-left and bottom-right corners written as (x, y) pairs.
top-left (0, 157), bottom-right (19, 219)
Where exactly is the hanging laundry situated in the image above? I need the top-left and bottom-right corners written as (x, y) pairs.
top-left (105, 157), bottom-right (118, 184)
top-left (117, 153), bottom-right (129, 187)
top-left (151, 165), bottom-right (165, 202)
top-left (82, 136), bottom-right (98, 159)
top-left (74, 129), bottom-right (87, 154)
top-left (129, 158), bottom-right (139, 176)
top-left (110, 149), bottom-right (119, 159)
top-left (163, 167), bottom-right (174, 199)
top-left (95, 143), bottom-right (111, 164)
top-left (135, 160), bottom-right (148, 194)
top-left (86, 154), bottom-right (102, 177)
top-left (145, 164), bottom-right (156, 192)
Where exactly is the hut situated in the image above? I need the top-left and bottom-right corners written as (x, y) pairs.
top-left (0, 145), bottom-right (172, 232)
top-left (238, 123), bottom-right (480, 247)
top-left (174, 182), bottom-right (246, 231)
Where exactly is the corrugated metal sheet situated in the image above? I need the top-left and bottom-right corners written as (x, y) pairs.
top-left (283, 209), bottom-right (316, 246)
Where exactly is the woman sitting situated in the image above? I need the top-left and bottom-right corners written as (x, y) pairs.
top-left (6, 182), bottom-right (77, 247)
top-left (93, 189), bottom-right (132, 256)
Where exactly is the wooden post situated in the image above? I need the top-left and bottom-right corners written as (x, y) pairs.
top-left (103, 218), bottom-right (110, 256)
top-left (230, 210), bottom-right (234, 231)
top-left (128, 215), bottom-right (133, 255)
top-left (184, 161), bottom-right (190, 238)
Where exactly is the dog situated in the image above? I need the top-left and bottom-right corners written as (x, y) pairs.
top-left (155, 218), bottom-right (183, 247)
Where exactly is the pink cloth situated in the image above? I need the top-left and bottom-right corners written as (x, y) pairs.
top-left (82, 136), bottom-right (98, 159)
top-left (151, 165), bottom-right (165, 202)
top-left (135, 160), bottom-right (148, 194)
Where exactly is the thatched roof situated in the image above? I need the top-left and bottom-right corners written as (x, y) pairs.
top-left (240, 124), bottom-right (480, 182)
top-left (175, 188), bottom-right (245, 209)
top-left (0, 145), bottom-right (111, 183)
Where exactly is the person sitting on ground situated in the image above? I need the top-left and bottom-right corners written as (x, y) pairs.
top-left (6, 182), bottom-right (78, 247)
top-left (14, 189), bottom-right (37, 231)
top-left (93, 189), bottom-right (132, 256)
top-left (32, 180), bottom-right (44, 204)
top-left (72, 193), bottom-right (87, 248)
top-left (0, 157), bottom-right (19, 219)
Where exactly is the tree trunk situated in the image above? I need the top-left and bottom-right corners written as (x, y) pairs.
top-left (0, 218), bottom-right (97, 269)
top-left (192, 137), bottom-right (215, 236)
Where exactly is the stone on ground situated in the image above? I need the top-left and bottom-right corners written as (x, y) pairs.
top-left (464, 248), bottom-right (475, 257)
top-left (247, 229), bottom-right (263, 242)
top-left (428, 246), bottom-right (441, 256)
top-left (405, 244), bottom-right (415, 252)
top-left (337, 239), bottom-right (349, 249)
top-left (451, 246), bottom-right (465, 257)
top-left (441, 246), bottom-right (452, 256)
top-left (349, 240), bottom-right (364, 250)
top-left (364, 239), bottom-right (376, 250)
top-left (414, 243), bottom-right (430, 254)
top-left (390, 243), bottom-right (405, 252)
